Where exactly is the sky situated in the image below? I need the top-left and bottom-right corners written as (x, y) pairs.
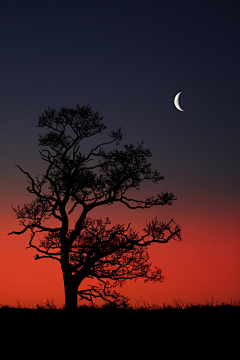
top-left (0, 0), bottom-right (240, 308)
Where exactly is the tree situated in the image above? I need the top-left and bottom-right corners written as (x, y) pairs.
top-left (9, 105), bottom-right (182, 310)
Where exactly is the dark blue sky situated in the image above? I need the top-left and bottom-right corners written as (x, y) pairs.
top-left (1, 0), bottom-right (239, 200)
top-left (0, 0), bottom-right (240, 306)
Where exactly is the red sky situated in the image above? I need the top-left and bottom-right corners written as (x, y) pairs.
top-left (1, 186), bottom-right (239, 308)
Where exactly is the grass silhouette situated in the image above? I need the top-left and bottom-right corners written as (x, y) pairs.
top-left (1, 297), bottom-right (239, 313)
top-left (1, 298), bottom-right (239, 346)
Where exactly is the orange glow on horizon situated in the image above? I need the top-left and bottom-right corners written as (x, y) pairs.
top-left (1, 193), bottom-right (239, 309)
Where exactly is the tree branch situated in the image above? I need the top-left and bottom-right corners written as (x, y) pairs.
top-left (26, 229), bottom-right (61, 261)
top-left (120, 192), bottom-right (176, 209)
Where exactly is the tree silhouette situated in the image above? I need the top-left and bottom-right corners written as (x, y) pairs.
top-left (9, 105), bottom-right (181, 310)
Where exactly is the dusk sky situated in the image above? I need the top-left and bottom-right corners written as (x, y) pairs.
top-left (0, 0), bottom-right (239, 308)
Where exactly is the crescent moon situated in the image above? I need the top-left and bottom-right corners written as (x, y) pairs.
top-left (174, 92), bottom-right (184, 111)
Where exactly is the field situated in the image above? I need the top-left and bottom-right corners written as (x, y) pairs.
top-left (1, 300), bottom-right (239, 352)
top-left (1, 299), bottom-right (239, 323)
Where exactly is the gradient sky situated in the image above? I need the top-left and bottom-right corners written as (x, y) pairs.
top-left (0, 0), bottom-right (240, 308)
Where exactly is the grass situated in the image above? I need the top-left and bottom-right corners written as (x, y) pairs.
top-left (1, 297), bottom-right (239, 312)
top-left (1, 298), bottom-right (239, 343)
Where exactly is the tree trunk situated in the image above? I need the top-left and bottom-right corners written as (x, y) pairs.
top-left (61, 241), bottom-right (79, 311)
top-left (63, 275), bottom-right (78, 311)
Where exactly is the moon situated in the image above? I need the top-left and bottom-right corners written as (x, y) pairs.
top-left (174, 92), bottom-right (184, 111)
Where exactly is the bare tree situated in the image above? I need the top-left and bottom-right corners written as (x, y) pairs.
top-left (9, 105), bottom-right (181, 310)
